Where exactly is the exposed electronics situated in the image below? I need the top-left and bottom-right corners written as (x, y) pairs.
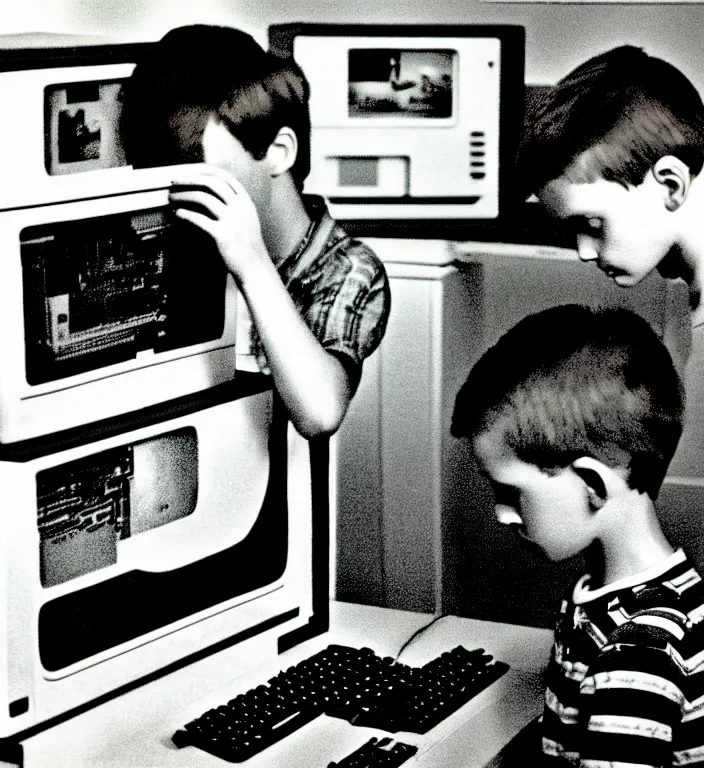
top-left (0, 171), bottom-right (238, 444)
top-left (269, 24), bottom-right (525, 221)
top-left (0, 44), bottom-right (239, 443)
top-left (0, 385), bottom-right (327, 739)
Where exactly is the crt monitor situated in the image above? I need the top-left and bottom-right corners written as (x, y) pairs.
top-left (269, 23), bottom-right (525, 222)
top-left (0, 40), bottom-right (151, 210)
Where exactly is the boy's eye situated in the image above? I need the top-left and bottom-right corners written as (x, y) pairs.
top-left (586, 217), bottom-right (603, 234)
top-left (569, 216), bottom-right (603, 237)
top-left (492, 482), bottom-right (520, 509)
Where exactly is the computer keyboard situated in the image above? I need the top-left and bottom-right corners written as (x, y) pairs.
top-left (329, 737), bottom-right (418, 767)
top-left (172, 643), bottom-right (509, 763)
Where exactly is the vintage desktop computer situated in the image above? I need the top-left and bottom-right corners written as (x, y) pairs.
top-left (269, 23), bottom-right (525, 222)
top-left (266, 23), bottom-right (530, 613)
top-left (0, 26), bottom-right (564, 767)
top-left (0, 40), bottom-right (328, 745)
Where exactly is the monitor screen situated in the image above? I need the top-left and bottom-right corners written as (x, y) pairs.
top-left (45, 79), bottom-right (128, 175)
top-left (38, 429), bottom-right (198, 589)
top-left (348, 49), bottom-right (454, 119)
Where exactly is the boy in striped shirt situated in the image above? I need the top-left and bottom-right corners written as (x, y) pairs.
top-left (452, 304), bottom-right (704, 767)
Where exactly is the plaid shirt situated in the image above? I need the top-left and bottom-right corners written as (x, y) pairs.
top-left (251, 196), bottom-right (390, 376)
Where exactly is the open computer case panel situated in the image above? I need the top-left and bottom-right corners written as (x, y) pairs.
top-left (0, 41), bottom-right (243, 443)
top-left (0, 174), bottom-right (239, 444)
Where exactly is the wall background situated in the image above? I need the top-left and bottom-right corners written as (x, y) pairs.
top-left (2, 0), bottom-right (704, 87)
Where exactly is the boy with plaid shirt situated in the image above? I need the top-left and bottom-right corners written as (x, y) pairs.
top-left (123, 24), bottom-right (390, 438)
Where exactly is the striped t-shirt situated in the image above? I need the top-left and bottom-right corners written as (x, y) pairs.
top-left (542, 548), bottom-right (704, 767)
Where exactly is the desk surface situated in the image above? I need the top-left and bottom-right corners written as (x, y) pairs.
top-left (14, 603), bottom-right (554, 768)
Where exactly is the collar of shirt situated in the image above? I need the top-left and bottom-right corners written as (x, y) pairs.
top-left (572, 547), bottom-right (687, 605)
top-left (276, 195), bottom-right (329, 279)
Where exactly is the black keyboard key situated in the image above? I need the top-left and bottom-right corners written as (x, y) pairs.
top-left (328, 737), bottom-right (418, 768)
top-left (173, 705), bottom-right (321, 763)
top-left (331, 646), bottom-right (509, 733)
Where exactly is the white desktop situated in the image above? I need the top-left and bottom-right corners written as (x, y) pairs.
top-left (2, 602), bottom-right (554, 768)
top-left (0, 39), bottom-right (325, 750)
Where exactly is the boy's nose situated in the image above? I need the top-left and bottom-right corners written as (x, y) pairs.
top-left (495, 504), bottom-right (523, 527)
top-left (576, 234), bottom-right (599, 262)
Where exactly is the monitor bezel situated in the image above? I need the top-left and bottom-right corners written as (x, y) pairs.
top-left (268, 23), bottom-right (526, 231)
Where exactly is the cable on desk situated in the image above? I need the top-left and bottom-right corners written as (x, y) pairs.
top-left (394, 613), bottom-right (448, 662)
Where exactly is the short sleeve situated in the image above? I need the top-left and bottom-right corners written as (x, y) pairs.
top-left (250, 221), bottom-right (391, 377)
top-left (577, 622), bottom-right (685, 768)
top-left (298, 238), bottom-right (390, 369)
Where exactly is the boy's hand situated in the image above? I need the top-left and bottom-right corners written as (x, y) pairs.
top-left (169, 166), bottom-right (269, 280)
top-left (169, 167), bottom-right (354, 438)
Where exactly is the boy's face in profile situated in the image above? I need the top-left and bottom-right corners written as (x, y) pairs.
top-left (538, 167), bottom-right (677, 287)
top-left (201, 115), bottom-right (272, 213)
top-left (473, 427), bottom-right (599, 562)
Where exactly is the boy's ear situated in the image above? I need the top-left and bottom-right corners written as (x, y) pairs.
top-left (265, 126), bottom-right (298, 177)
top-left (652, 155), bottom-right (691, 211)
top-left (571, 456), bottom-right (610, 511)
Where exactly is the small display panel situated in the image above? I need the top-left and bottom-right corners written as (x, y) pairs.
top-left (37, 429), bottom-right (198, 588)
top-left (21, 208), bottom-right (227, 385)
top-left (348, 49), bottom-right (454, 118)
top-left (45, 80), bottom-right (128, 175)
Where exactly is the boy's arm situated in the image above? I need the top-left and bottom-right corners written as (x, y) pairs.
top-left (577, 627), bottom-right (686, 768)
top-left (169, 169), bottom-right (353, 439)
top-left (234, 254), bottom-right (354, 437)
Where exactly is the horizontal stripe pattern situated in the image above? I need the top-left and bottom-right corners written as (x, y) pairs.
top-left (542, 551), bottom-right (704, 767)
top-left (586, 670), bottom-right (684, 704)
top-left (675, 745), bottom-right (704, 766)
top-left (582, 762), bottom-right (658, 768)
top-left (631, 614), bottom-right (687, 640)
top-left (587, 715), bottom-right (671, 741)
top-left (546, 687), bottom-right (581, 724)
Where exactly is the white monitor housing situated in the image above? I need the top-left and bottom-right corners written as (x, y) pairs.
top-left (269, 24), bottom-right (525, 222)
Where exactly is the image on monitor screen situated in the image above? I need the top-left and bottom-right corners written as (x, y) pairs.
top-left (37, 429), bottom-right (198, 588)
top-left (348, 49), bottom-right (454, 118)
top-left (45, 80), bottom-right (128, 175)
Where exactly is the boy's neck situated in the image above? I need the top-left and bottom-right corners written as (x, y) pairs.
top-left (261, 179), bottom-right (313, 267)
top-left (587, 491), bottom-right (675, 589)
top-left (670, 172), bottom-right (704, 324)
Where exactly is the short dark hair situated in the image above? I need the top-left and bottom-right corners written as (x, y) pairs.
top-left (451, 305), bottom-right (684, 499)
top-left (121, 24), bottom-right (311, 190)
top-left (519, 46), bottom-right (704, 195)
